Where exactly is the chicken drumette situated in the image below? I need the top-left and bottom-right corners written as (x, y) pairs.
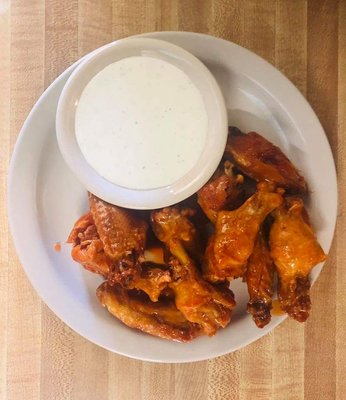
top-left (269, 197), bottom-right (326, 322)
top-left (151, 207), bottom-right (235, 336)
top-left (245, 230), bottom-right (275, 328)
top-left (203, 182), bottom-right (283, 282)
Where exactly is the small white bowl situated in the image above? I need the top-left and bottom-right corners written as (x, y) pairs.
top-left (56, 38), bottom-right (228, 209)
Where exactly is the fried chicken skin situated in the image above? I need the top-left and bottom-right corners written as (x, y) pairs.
top-left (97, 282), bottom-right (201, 342)
top-left (203, 182), bottom-right (283, 282)
top-left (151, 207), bottom-right (235, 336)
top-left (129, 264), bottom-right (171, 302)
top-left (89, 193), bottom-right (148, 285)
top-left (246, 230), bottom-right (275, 328)
top-left (67, 212), bottom-right (110, 276)
top-left (269, 197), bottom-right (326, 322)
top-left (68, 197), bottom-right (171, 302)
top-left (197, 162), bottom-right (244, 223)
top-left (226, 127), bottom-right (307, 193)
top-left (89, 193), bottom-right (147, 260)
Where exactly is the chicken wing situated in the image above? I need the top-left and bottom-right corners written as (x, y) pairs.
top-left (89, 193), bottom-right (148, 285)
top-left (246, 230), bottom-right (275, 328)
top-left (197, 161), bottom-right (244, 223)
top-left (128, 264), bottom-right (171, 302)
top-left (269, 197), bottom-right (326, 322)
top-left (203, 182), bottom-right (283, 282)
top-left (226, 127), bottom-right (307, 193)
top-left (68, 198), bottom-right (171, 301)
top-left (89, 193), bottom-right (147, 260)
top-left (151, 208), bottom-right (235, 336)
top-left (67, 213), bottom-right (110, 276)
top-left (97, 282), bottom-right (201, 342)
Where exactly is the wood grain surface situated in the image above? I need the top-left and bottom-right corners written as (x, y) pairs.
top-left (1, 1), bottom-right (345, 399)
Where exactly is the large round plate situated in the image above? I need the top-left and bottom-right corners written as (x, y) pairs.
top-left (8, 32), bottom-right (337, 363)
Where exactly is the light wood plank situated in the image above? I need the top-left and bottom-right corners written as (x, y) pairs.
top-left (39, 2), bottom-right (79, 399)
top-left (207, 353), bottom-right (240, 400)
top-left (70, 336), bottom-right (109, 400)
top-left (175, 362), bottom-right (208, 400)
top-left (141, 363), bottom-right (174, 400)
top-left (336, 0), bottom-right (346, 398)
top-left (7, 1), bottom-right (45, 399)
top-left (44, 0), bottom-right (79, 86)
top-left (8, 0), bottom-right (45, 397)
top-left (275, 0), bottom-right (307, 94)
top-left (0, 2), bottom-right (10, 399)
top-left (272, 2), bottom-right (307, 399)
top-left (78, 0), bottom-right (112, 58)
top-left (177, 0), bottom-right (212, 33)
top-left (305, 1), bottom-right (339, 399)
top-left (111, 0), bottom-right (160, 40)
top-left (108, 355), bottom-right (142, 400)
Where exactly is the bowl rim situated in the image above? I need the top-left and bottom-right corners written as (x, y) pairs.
top-left (56, 37), bottom-right (228, 209)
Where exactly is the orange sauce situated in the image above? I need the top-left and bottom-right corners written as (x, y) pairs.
top-left (272, 300), bottom-right (285, 316)
top-left (144, 247), bottom-right (165, 264)
top-left (54, 242), bottom-right (61, 252)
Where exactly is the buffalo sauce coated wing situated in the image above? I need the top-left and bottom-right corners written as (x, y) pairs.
top-left (269, 197), bottom-right (326, 322)
top-left (89, 193), bottom-right (147, 285)
top-left (151, 208), bottom-right (235, 336)
top-left (197, 162), bottom-right (244, 223)
top-left (97, 282), bottom-right (201, 342)
top-left (68, 196), bottom-right (171, 302)
top-left (226, 127), bottom-right (307, 194)
top-left (203, 182), bottom-right (283, 282)
top-left (67, 212), bottom-right (110, 276)
top-left (89, 193), bottom-right (147, 260)
top-left (130, 264), bottom-right (171, 302)
top-left (246, 230), bottom-right (275, 328)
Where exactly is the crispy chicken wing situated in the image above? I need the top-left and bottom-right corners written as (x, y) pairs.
top-left (203, 182), bottom-right (283, 282)
top-left (89, 193), bottom-right (147, 285)
top-left (68, 197), bottom-right (171, 301)
top-left (269, 197), bottom-right (326, 322)
top-left (226, 127), bottom-right (307, 193)
top-left (67, 213), bottom-right (110, 276)
top-left (129, 264), bottom-right (171, 302)
top-left (151, 208), bottom-right (235, 336)
top-left (89, 193), bottom-right (147, 260)
top-left (197, 161), bottom-right (244, 223)
top-left (97, 282), bottom-right (201, 342)
top-left (246, 230), bottom-right (275, 328)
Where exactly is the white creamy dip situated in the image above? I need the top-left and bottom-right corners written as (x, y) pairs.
top-left (75, 56), bottom-right (208, 190)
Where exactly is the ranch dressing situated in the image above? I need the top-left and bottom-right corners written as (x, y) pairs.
top-left (75, 56), bottom-right (208, 190)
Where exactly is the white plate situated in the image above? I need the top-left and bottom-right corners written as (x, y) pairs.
top-left (8, 32), bottom-right (337, 363)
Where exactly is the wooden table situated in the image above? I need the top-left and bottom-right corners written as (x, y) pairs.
top-left (1, 1), bottom-right (345, 399)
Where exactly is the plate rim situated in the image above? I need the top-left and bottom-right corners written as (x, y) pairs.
top-left (8, 31), bottom-right (337, 363)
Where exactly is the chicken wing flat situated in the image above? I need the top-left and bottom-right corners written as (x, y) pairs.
top-left (269, 197), bottom-right (326, 322)
top-left (203, 182), bottom-right (283, 282)
top-left (97, 282), bottom-right (201, 342)
top-left (197, 162), bottom-right (244, 223)
top-left (151, 208), bottom-right (235, 336)
top-left (226, 127), bottom-right (307, 193)
top-left (89, 193), bottom-right (147, 285)
top-left (89, 193), bottom-right (147, 260)
top-left (68, 199), bottom-right (171, 301)
top-left (246, 230), bottom-right (275, 328)
top-left (67, 213), bottom-right (110, 276)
